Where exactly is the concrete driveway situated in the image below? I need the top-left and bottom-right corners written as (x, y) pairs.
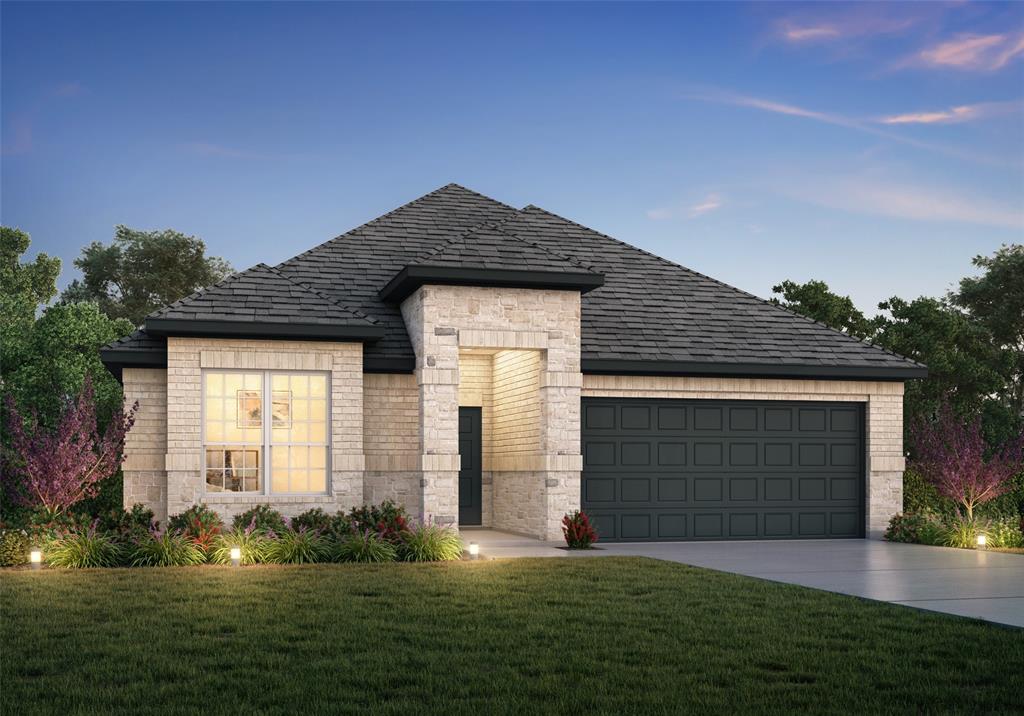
top-left (597, 539), bottom-right (1024, 628)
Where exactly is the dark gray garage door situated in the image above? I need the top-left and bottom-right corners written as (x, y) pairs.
top-left (581, 399), bottom-right (864, 541)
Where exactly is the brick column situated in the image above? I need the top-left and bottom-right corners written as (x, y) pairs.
top-left (539, 331), bottom-right (583, 541)
top-left (866, 393), bottom-right (905, 539)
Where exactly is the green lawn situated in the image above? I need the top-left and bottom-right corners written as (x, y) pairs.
top-left (2, 558), bottom-right (1022, 715)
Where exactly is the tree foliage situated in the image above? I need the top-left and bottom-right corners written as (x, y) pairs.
top-left (1, 227), bottom-right (61, 377)
top-left (910, 402), bottom-right (1023, 521)
top-left (60, 225), bottom-right (232, 325)
top-left (773, 245), bottom-right (1023, 450)
top-left (3, 377), bottom-right (137, 516)
top-left (770, 279), bottom-right (882, 341)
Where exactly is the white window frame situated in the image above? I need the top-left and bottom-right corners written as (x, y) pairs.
top-left (202, 368), bottom-right (332, 497)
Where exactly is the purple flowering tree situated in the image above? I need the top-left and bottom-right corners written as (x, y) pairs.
top-left (3, 376), bottom-right (138, 516)
top-left (910, 402), bottom-right (1024, 521)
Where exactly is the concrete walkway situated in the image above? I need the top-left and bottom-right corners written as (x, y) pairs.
top-left (460, 529), bottom-right (1024, 628)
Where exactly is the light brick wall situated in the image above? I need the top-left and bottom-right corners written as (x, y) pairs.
top-left (363, 372), bottom-right (422, 515)
top-left (122, 368), bottom-right (169, 524)
top-left (582, 375), bottom-right (905, 538)
top-left (491, 350), bottom-right (541, 459)
top-left (162, 337), bottom-right (365, 523)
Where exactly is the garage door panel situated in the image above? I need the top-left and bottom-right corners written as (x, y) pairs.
top-left (582, 398), bottom-right (864, 542)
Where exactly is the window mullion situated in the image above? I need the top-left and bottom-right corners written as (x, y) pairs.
top-left (264, 370), bottom-right (272, 496)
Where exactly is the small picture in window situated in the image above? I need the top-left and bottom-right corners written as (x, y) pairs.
top-left (272, 391), bottom-right (292, 428)
top-left (236, 390), bottom-right (262, 428)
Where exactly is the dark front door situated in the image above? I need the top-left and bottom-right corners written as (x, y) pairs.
top-left (458, 407), bottom-right (482, 526)
top-left (581, 398), bottom-right (865, 542)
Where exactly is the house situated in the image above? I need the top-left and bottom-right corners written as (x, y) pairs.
top-left (101, 184), bottom-right (926, 542)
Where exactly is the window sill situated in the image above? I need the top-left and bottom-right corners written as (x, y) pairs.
top-left (202, 494), bottom-right (335, 504)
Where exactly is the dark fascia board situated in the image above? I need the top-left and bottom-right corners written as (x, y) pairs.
top-left (581, 359), bottom-right (928, 381)
top-left (144, 318), bottom-right (386, 341)
top-left (379, 265), bottom-right (605, 303)
top-left (363, 356), bottom-right (416, 373)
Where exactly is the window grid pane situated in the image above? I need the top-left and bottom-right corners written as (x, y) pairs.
top-left (269, 373), bottom-right (328, 494)
top-left (204, 371), bottom-right (328, 496)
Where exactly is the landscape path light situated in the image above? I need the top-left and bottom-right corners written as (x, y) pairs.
top-left (29, 550), bottom-right (42, 570)
top-left (230, 547), bottom-right (242, 567)
top-left (468, 542), bottom-right (479, 560)
top-left (976, 534), bottom-right (987, 550)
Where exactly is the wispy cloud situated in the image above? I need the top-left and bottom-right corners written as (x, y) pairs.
top-left (52, 81), bottom-right (86, 98)
top-left (688, 193), bottom-right (723, 218)
top-left (780, 175), bottom-right (1024, 230)
top-left (1, 116), bottom-right (33, 155)
top-left (914, 32), bottom-right (1024, 71)
top-left (782, 24), bottom-right (840, 43)
top-left (648, 193), bottom-right (725, 221)
top-left (682, 88), bottom-right (1010, 166)
top-left (878, 100), bottom-right (1023, 125)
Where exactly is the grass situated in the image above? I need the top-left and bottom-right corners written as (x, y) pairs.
top-left (2, 558), bottom-right (1022, 715)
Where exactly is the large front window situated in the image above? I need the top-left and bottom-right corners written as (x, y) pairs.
top-left (203, 371), bottom-right (329, 494)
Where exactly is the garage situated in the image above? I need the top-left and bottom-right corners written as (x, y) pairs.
top-left (581, 398), bottom-right (865, 541)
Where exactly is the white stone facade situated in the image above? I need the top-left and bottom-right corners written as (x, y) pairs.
top-left (121, 286), bottom-right (906, 540)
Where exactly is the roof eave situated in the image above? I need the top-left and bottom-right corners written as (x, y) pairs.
top-left (581, 359), bottom-right (928, 381)
top-left (378, 265), bottom-right (605, 303)
top-left (144, 318), bottom-right (386, 341)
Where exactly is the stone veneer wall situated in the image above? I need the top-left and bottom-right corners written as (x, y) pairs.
top-left (582, 375), bottom-right (905, 538)
top-left (162, 337), bottom-right (365, 523)
top-left (122, 368), bottom-right (169, 524)
top-left (401, 285), bottom-right (583, 539)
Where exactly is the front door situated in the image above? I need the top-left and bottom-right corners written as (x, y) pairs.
top-left (458, 407), bottom-right (482, 525)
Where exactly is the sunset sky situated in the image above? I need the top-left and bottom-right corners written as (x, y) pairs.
top-left (3, 1), bottom-right (1022, 312)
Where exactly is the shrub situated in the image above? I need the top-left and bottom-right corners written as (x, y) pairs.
top-left (348, 500), bottom-right (409, 542)
top-left (944, 518), bottom-right (983, 549)
top-left (0, 529), bottom-right (31, 567)
top-left (46, 525), bottom-right (124, 568)
top-left (130, 529), bottom-right (205, 567)
top-left (168, 504), bottom-right (223, 555)
top-left (97, 503), bottom-right (156, 541)
top-left (291, 508), bottom-right (332, 534)
top-left (265, 527), bottom-right (331, 564)
top-left (210, 526), bottom-right (271, 565)
top-left (562, 510), bottom-right (598, 549)
top-left (986, 516), bottom-right (1024, 549)
top-left (885, 512), bottom-right (930, 543)
top-left (398, 523), bottom-right (463, 562)
top-left (334, 530), bottom-right (397, 563)
top-left (231, 505), bottom-right (287, 536)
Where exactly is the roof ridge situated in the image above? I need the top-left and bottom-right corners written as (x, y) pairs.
top-left (260, 263), bottom-right (378, 325)
top-left (279, 183), bottom-right (518, 270)
top-left (490, 222), bottom-right (601, 274)
top-left (521, 205), bottom-right (925, 369)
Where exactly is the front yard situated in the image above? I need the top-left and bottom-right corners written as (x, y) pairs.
top-left (2, 557), bottom-right (1021, 714)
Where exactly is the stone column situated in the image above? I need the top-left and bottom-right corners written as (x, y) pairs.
top-left (866, 393), bottom-right (905, 539)
top-left (402, 288), bottom-right (461, 526)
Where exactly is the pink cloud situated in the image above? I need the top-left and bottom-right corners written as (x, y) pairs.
top-left (916, 32), bottom-right (1024, 71)
top-left (783, 25), bottom-right (840, 42)
top-left (879, 100), bottom-right (1022, 125)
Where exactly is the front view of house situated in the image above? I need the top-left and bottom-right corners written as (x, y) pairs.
top-left (101, 184), bottom-right (925, 542)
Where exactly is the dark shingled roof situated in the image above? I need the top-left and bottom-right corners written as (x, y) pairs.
top-left (103, 183), bottom-right (925, 379)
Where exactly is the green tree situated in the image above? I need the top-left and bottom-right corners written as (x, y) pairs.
top-left (60, 225), bottom-right (232, 325)
top-left (1, 227), bottom-right (61, 376)
top-left (952, 245), bottom-right (1024, 424)
top-left (770, 279), bottom-right (882, 340)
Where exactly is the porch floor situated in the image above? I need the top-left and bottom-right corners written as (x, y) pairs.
top-left (458, 528), bottom-right (570, 559)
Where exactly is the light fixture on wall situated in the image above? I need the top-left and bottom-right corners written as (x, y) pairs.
top-left (29, 550), bottom-right (42, 570)
top-left (468, 542), bottom-right (479, 559)
top-left (230, 547), bottom-right (242, 566)
top-left (976, 534), bottom-right (987, 550)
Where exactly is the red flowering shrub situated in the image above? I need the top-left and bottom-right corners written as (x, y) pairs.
top-left (348, 500), bottom-right (409, 543)
top-left (562, 510), bottom-right (598, 549)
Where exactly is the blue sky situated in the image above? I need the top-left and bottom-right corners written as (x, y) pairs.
top-left (2, 1), bottom-right (1022, 312)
